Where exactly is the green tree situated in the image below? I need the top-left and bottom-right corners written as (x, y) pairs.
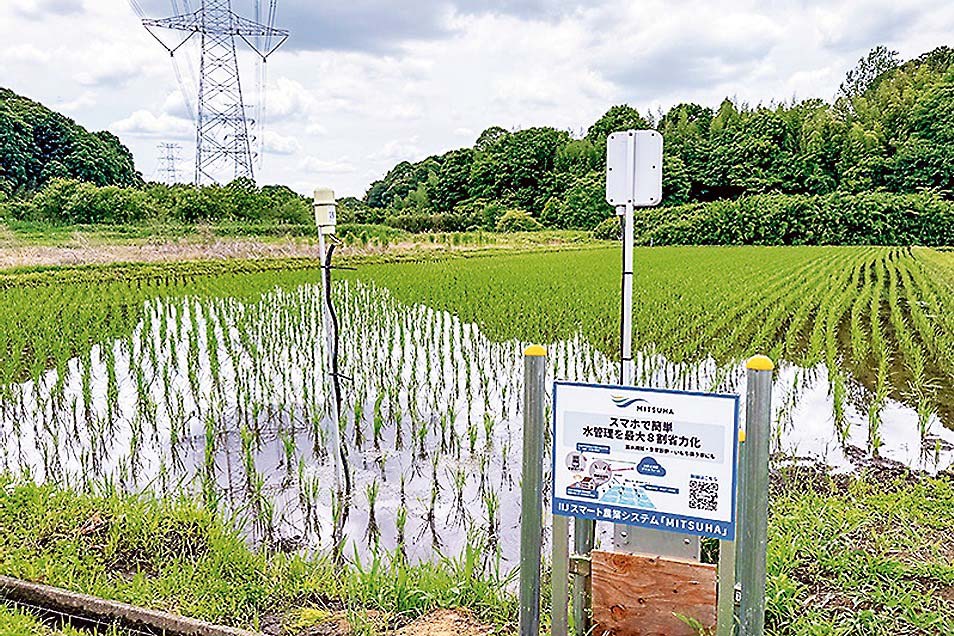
top-left (886, 74), bottom-right (954, 192)
top-left (838, 46), bottom-right (900, 101)
top-left (475, 126), bottom-right (508, 151)
top-left (541, 171), bottom-right (612, 229)
top-left (586, 105), bottom-right (650, 151)
top-left (469, 127), bottom-right (571, 213)
top-left (554, 139), bottom-right (600, 177)
top-left (429, 148), bottom-right (474, 212)
top-left (0, 87), bottom-right (142, 193)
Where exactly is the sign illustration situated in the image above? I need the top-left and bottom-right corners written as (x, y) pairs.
top-left (552, 381), bottom-right (740, 540)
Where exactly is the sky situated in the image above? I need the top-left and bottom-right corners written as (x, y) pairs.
top-left (1, 0), bottom-right (953, 197)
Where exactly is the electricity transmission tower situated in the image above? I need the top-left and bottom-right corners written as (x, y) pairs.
top-left (142, 1), bottom-right (288, 184)
top-left (156, 142), bottom-right (182, 183)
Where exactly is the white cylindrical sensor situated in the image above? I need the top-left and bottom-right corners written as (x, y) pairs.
top-left (313, 187), bottom-right (337, 233)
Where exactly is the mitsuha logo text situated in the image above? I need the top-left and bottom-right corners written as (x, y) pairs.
top-left (611, 395), bottom-right (649, 408)
top-left (610, 394), bottom-right (675, 415)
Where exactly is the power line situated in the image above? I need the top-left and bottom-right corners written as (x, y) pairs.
top-left (142, 1), bottom-right (289, 185)
top-left (258, 0), bottom-right (279, 170)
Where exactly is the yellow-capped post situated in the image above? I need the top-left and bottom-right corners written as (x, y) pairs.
top-left (746, 354), bottom-right (775, 372)
top-left (520, 344), bottom-right (547, 636)
top-left (736, 355), bottom-right (774, 636)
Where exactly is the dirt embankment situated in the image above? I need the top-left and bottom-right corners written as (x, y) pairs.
top-left (261, 608), bottom-right (493, 636)
top-left (0, 228), bottom-right (595, 270)
top-left (0, 238), bottom-right (324, 270)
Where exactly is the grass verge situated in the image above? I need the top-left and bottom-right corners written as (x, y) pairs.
top-left (1, 468), bottom-right (952, 634)
top-left (0, 476), bottom-right (515, 634)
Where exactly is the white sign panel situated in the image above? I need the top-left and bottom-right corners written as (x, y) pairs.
top-left (605, 130), bottom-right (663, 208)
top-left (552, 382), bottom-right (739, 540)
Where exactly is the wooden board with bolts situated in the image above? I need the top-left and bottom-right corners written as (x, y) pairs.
top-left (590, 550), bottom-right (717, 636)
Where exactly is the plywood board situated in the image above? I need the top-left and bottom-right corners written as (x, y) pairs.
top-left (591, 550), bottom-right (717, 636)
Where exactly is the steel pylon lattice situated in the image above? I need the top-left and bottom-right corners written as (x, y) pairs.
top-left (156, 142), bottom-right (182, 183)
top-left (143, 0), bottom-right (288, 184)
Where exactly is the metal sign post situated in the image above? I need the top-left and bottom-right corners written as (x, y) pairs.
top-left (607, 129), bottom-right (663, 385)
top-left (615, 133), bottom-right (704, 557)
top-left (519, 345), bottom-right (547, 636)
top-left (608, 130), bottom-right (699, 562)
top-left (529, 130), bottom-right (774, 635)
top-left (567, 129), bottom-right (667, 634)
top-left (738, 355), bottom-right (774, 635)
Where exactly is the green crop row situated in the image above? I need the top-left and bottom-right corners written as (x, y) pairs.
top-left (0, 246), bottom-right (951, 439)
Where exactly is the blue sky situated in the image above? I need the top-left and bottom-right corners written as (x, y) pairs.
top-left (2, 0), bottom-right (952, 196)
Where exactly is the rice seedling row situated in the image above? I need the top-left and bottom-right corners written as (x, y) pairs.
top-left (2, 246), bottom-right (953, 569)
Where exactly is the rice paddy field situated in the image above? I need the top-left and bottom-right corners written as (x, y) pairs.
top-left (2, 244), bottom-right (954, 573)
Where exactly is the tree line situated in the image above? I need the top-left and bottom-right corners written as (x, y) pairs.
top-left (1, 46), bottom-right (952, 244)
top-left (350, 46), bottom-right (954, 234)
top-left (3, 178), bottom-right (311, 225)
top-left (0, 88), bottom-right (141, 198)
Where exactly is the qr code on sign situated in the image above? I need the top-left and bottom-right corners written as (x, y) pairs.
top-left (689, 479), bottom-right (718, 512)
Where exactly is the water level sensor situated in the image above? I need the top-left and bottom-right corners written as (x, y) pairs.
top-left (313, 187), bottom-right (337, 233)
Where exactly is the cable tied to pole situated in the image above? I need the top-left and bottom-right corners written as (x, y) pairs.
top-left (323, 241), bottom-right (351, 495)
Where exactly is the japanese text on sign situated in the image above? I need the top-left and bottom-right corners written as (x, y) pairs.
top-left (552, 382), bottom-right (740, 540)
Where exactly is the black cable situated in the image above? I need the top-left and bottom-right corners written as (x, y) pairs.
top-left (323, 243), bottom-right (352, 495)
top-left (619, 213), bottom-right (627, 383)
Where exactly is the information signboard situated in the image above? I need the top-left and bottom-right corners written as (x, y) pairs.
top-left (552, 382), bottom-right (740, 540)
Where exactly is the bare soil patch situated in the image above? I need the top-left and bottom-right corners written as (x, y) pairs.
top-left (264, 608), bottom-right (493, 636)
top-left (395, 609), bottom-right (493, 636)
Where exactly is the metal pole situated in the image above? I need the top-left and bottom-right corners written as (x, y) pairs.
top-left (571, 520), bottom-right (593, 636)
top-left (520, 345), bottom-right (547, 636)
top-left (598, 138), bottom-right (638, 631)
top-left (737, 355), bottom-right (773, 635)
top-left (552, 515), bottom-right (569, 636)
top-left (620, 195), bottom-right (635, 381)
top-left (733, 423), bottom-right (748, 629)
top-left (716, 537), bottom-right (737, 636)
top-left (717, 428), bottom-right (743, 636)
top-left (613, 132), bottom-right (699, 560)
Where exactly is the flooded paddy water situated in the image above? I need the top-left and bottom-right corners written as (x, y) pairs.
top-left (3, 245), bottom-right (953, 569)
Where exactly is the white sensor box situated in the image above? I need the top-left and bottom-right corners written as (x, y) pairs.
top-left (313, 187), bottom-right (337, 233)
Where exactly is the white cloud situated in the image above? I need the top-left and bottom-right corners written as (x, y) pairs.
top-left (161, 90), bottom-right (194, 121)
top-left (111, 110), bottom-right (193, 138)
top-left (262, 130), bottom-right (301, 155)
top-left (305, 120), bottom-right (328, 136)
top-left (55, 91), bottom-right (96, 112)
top-left (1, 43), bottom-right (52, 64)
top-left (70, 39), bottom-right (166, 87)
top-left (301, 156), bottom-right (356, 174)
top-left (262, 76), bottom-right (316, 120)
top-left (75, 59), bottom-right (147, 87)
top-left (366, 137), bottom-right (425, 164)
top-left (12, 0), bottom-right (83, 20)
top-left (2, 0), bottom-right (954, 197)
